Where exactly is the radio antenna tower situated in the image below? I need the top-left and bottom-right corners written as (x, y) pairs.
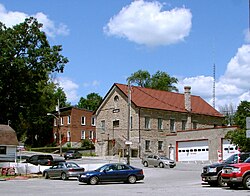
top-left (212, 38), bottom-right (216, 109)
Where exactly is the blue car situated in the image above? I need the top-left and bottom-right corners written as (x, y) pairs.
top-left (78, 163), bottom-right (144, 185)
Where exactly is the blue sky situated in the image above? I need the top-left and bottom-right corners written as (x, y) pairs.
top-left (0, 0), bottom-right (249, 111)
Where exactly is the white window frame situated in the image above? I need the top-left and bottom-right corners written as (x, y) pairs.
top-left (81, 130), bottom-right (86, 139)
top-left (89, 131), bottom-right (93, 139)
top-left (101, 120), bottom-right (105, 131)
top-left (158, 141), bottom-right (163, 151)
top-left (67, 115), bottom-right (71, 125)
top-left (81, 116), bottom-right (86, 125)
top-left (170, 118), bottom-right (175, 132)
top-left (145, 117), bottom-right (151, 129)
top-left (91, 116), bottom-right (96, 126)
top-left (67, 131), bottom-right (70, 142)
top-left (60, 117), bottom-right (64, 125)
top-left (158, 118), bottom-right (163, 130)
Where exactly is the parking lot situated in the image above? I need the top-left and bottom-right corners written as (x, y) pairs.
top-left (1, 157), bottom-right (250, 196)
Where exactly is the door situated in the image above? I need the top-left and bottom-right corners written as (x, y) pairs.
top-left (178, 140), bottom-right (209, 161)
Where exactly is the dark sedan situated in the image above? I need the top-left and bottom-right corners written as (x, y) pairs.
top-left (43, 162), bottom-right (85, 180)
top-left (78, 163), bottom-right (144, 185)
top-left (64, 150), bottom-right (82, 160)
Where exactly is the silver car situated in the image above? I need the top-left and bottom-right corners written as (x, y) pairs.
top-left (142, 155), bottom-right (176, 168)
top-left (43, 161), bottom-right (85, 180)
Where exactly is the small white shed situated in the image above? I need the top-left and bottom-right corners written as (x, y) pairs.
top-left (0, 125), bottom-right (19, 162)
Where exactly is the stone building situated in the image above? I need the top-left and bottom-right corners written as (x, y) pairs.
top-left (95, 83), bottom-right (237, 162)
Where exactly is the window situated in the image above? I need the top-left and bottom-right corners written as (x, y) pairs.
top-left (145, 117), bottom-right (151, 129)
top-left (193, 121), bottom-right (197, 129)
top-left (170, 119), bottom-right (175, 132)
top-left (182, 120), bottom-right (186, 130)
top-left (67, 115), bottom-right (71, 124)
top-left (81, 131), bottom-right (86, 139)
top-left (145, 140), bottom-right (150, 151)
top-left (158, 141), bottom-right (163, 151)
top-left (0, 146), bottom-right (6, 154)
top-left (67, 131), bottom-right (70, 142)
top-left (53, 119), bottom-right (57, 126)
top-left (89, 131), bottom-right (94, 139)
top-left (60, 117), bottom-right (64, 125)
top-left (113, 120), bottom-right (119, 127)
top-left (81, 116), bottom-right (86, 125)
top-left (114, 95), bottom-right (119, 108)
top-left (158, 118), bottom-right (163, 130)
top-left (91, 116), bottom-right (96, 126)
top-left (130, 116), bottom-right (133, 130)
top-left (101, 120), bottom-right (105, 131)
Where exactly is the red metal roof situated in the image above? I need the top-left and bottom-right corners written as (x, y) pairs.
top-left (115, 83), bottom-right (223, 117)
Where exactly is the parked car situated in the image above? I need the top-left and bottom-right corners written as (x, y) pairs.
top-left (201, 152), bottom-right (250, 187)
top-left (221, 157), bottom-right (250, 189)
top-left (43, 161), bottom-right (85, 180)
top-left (78, 163), bottom-right (144, 185)
top-left (142, 155), bottom-right (176, 168)
top-left (25, 154), bottom-right (64, 166)
top-left (64, 150), bottom-right (82, 160)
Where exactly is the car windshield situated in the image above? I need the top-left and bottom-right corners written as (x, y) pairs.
top-left (224, 154), bottom-right (238, 164)
top-left (159, 156), bottom-right (170, 160)
top-left (244, 157), bottom-right (250, 163)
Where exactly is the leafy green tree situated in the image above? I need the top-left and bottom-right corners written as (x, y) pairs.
top-left (225, 101), bottom-right (250, 152)
top-left (127, 70), bottom-right (151, 87)
top-left (0, 17), bottom-right (68, 146)
top-left (78, 93), bottom-right (102, 111)
top-left (127, 70), bottom-right (178, 92)
top-left (151, 71), bottom-right (178, 92)
top-left (54, 87), bottom-right (71, 107)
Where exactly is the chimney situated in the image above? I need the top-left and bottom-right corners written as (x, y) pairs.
top-left (184, 86), bottom-right (191, 112)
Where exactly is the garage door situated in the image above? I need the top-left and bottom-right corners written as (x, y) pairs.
top-left (222, 139), bottom-right (239, 160)
top-left (178, 140), bottom-right (209, 161)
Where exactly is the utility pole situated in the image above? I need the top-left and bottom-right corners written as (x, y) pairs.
top-left (57, 99), bottom-right (62, 156)
top-left (127, 82), bottom-right (131, 165)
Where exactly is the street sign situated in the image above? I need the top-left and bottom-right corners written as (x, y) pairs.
top-left (246, 117), bottom-right (250, 129)
top-left (246, 130), bottom-right (250, 138)
top-left (125, 141), bottom-right (132, 145)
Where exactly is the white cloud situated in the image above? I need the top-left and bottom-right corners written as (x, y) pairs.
top-left (177, 44), bottom-right (250, 110)
top-left (0, 3), bottom-right (69, 37)
top-left (55, 77), bottom-right (79, 104)
top-left (104, 0), bottom-right (192, 47)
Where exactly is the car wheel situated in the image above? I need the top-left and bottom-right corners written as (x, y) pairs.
top-left (159, 162), bottom-right (164, 168)
top-left (243, 175), bottom-right (250, 189)
top-left (128, 175), bottom-right (137, 184)
top-left (44, 172), bottom-right (49, 179)
top-left (89, 176), bottom-right (98, 185)
top-left (217, 175), bottom-right (227, 187)
top-left (61, 172), bottom-right (68, 180)
top-left (143, 161), bottom-right (148, 167)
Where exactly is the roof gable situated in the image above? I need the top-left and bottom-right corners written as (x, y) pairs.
top-left (115, 83), bottom-right (223, 117)
top-left (0, 125), bottom-right (19, 145)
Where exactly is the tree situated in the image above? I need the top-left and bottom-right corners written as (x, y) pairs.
top-left (225, 101), bottom-right (250, 152)
top-left (127, 70), bottom-right (178, 92)
top-left (0, 17), bottom-right (68, 146)
top-left (127, 70), bottom-right (151, 87)
top-left (77, 93), bottom-right (102, 111)
top-left (218, 103), bottom-right (236, 126)
top-left (151, 71), bottom-right (178, 92)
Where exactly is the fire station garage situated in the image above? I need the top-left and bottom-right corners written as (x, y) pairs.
top-left (177, 140), bottom-right (209, 161)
